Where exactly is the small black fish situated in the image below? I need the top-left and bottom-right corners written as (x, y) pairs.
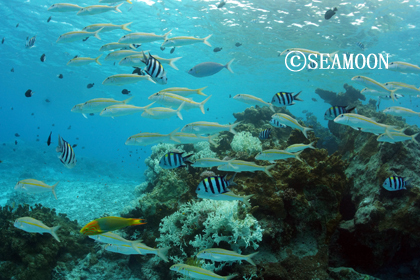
top-left (58, 74), bottom-right (63, 79)
top-left (16, 23), bottom-right (19, 28)
top-left (52, 124), bottom-right (55, 126)
top-left (72, 144), bottom-right (77, 148)
top-left (207, 108), bottom-right (209, 111)
top-left (47, 131), bottom-right (52, 146)
top-left (312, 98), bottom-right (317, 102)
top-left (25, 89), bottom-right (33, 97)
top-left (68, 126), bottom-right (71, 130)
top-left (87, 83), bottom-right (94, 89)
top-left (170, 47), bottom-right (175, 54)
top-left (229, 94), bottom-right (231, 98)
top-left (82, 37), bottom-right (89, 42)
top-left (76, 137), bottom-right (79, 140)
top-left (89, 113), bottom-right (94, 116)
top-left (11, 68), bottom-right (14, 72)
top-left (25, 35), bottom-right (36, 48)
top-left (1, 37), bottom-right (4, 44)
top-left (31, 113), bottom-right (34, 116)
top-left (213, 47), bottom-right (222, 52)
top-left (40, 54), bottom-right (46, 62)
top-left (36, 139), bottom-right (39, 142)
top-left (45, 99), bottom-right (50, 103)
top-left (302, 110), bottom-right (308, 113)
top-left (235, 42), bottom-right (242, 47)
top-left (15, 133), bottom-right (20, 137)
top-left (15, 140), bottom-right (17, 145)
top-left (160, 46), bottom-right (165, 51)
top-left (114, 62), bottom-right (116, 66)
top-left (217, 0), bottom-right (226, 8)
top-left (73, 55), bottom-right (79, 59)
top-left (122, 89), bottom-right (131, 95)
top-left (324, 7), bottom-right (337, 20)
top-left (47, 16), bottom-right (52, 23)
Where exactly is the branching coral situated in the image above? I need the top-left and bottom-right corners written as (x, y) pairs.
top-left (231, 131), bottom-right (262, 156)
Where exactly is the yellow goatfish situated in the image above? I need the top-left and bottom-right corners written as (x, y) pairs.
top-left (15, 179), bottom-right (59, 199)
top-left (14, 217), bottom-right (61, 242)
top-left (56, 28), bottom-right (103, 43)
top-left (48, 3), bottom-right (82, 12)
top-left (384, 82), bottom-right (420, 96)
top-left (383, 106), bottom-right (420, 117)
top-left (99, 0), bottom-right (132, 5)
top-left (105, 243), bottom-right (169, 262)
top-left (157, 87), bottom-right (207, 97)
top-left (271, 113), bottom-right (313, 139)
top-left (89, 232), bottom-right (142, 254)
top-left (100, 103), bottom-right (155, 118)
top-left (77, 4), bottom-right (123, 16)
top-left (161, 35), bottom-right (212, 47)
top-left (148, 92), bottom-right (211, 114)
top-left (197, 248), bottom-right (259, 266)
top-left (102, 74), bottom-right (156, 86)
top-left (67, 55), bottom-right (102, 66)
top-left (377, 132), bottom-right (419, 144)
top-left (388, 61), bottom-right (420, 74)
top-left (218, 160), bottom-right (275, 177)
top-left (125, 128), bottom-right (180, 146)
top-left (255, 149), bottom-right (302, 163)
top-left (99, 42), bottom-right (136, 52)
top-left (105, 50), bottom-right (141, 61)
top-left (181, 121), bottom-right (239, 135)
top-left (351, 76), bottom-right (398, 101)
top-left (82, 22), bottom-right (132, 32)
top-left (118, 30), bottom-right (172, 44)
top-left (170, 264), bottom-right (237, 280)
top-left (233, 93), bottom-right (275, 112)
top-left (71, 97), bottom-right (133, 118)
top-left (285, 142), bottom-right (316, 153)
top-left (141, 102), bottom-right (184, 120)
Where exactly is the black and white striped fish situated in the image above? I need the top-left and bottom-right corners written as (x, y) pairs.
top-left (142, 52), bottom-right (167, 85)
top-left (56, 135), bottom-right (76, 169)
top-left (25, 35), bottom-right (36, 48)
top-left (159, 152), bottom-right (193, 169)
top-left (271, 91), bottom-right (303, 107)
top-left (259, 128), bottom-right (271, 140)
top-left (269, 119), bottom-right (286, 128)
top-left (324, 106), bottom-right (356, 120)
top-left (196, 174), bottom-right (237, 197)
top-left (382, 176), bottom-right (411, 191)
top-left (356, 42), bottom-right (365, 51)
top-left (379, 94), bottom-right (404, 100)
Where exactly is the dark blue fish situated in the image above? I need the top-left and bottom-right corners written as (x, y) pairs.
top-left (47, 131), bottom-right (52, 146)
top-left (40, 54), bottom-right (46, 62)
top-left (259, 128), bottom-right (271, 140)
top-left (47, 16), bottom-right (52, 23)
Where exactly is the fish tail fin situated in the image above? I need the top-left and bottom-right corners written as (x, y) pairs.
top-left (328, 51), bottom-right (339, 63)
top-left (50, 225), bottom-right (61, 242)
top-left (197, 86), bottom-right (208, 96)
top-left (169, 127), bottom-right (180, 143)
top-left (95, 54), bottom-right (102, 65)
top-left (131, 218), bottom-right (147, 226)
top-left (245, 252), bottom-right (259, 266)
top-left (264, 164), bottom-right (276, 177)
top-left (168, 57), bottom-right (182, 70)
top-left (176, 102), bottom-right (185, 120)
top-left (56, 135), bottom-right (62, 153)
top-left (51, 181), bottom-right (59, 200)
top-left (203, 34), bottom-right (212, 47)
top-left (230, 122), bottom-right (241, 135)
top-left (241, 194), bottom-right (254, 207)
top-left (302, 127), bottom-right (313, 139)
top-left (199, 95), bottom-right (212, 114)
top-left (293, 91), bottom-right (303, 101)
top-left (130, 241), bottom-right (143, 255)
top-left (347, 106), bottom-right (356, 113)
top-left (226, 274), bottom-right (239, 280)
top-left (412, 133), bottom-right (419, 144)
top-left (82, 114), bottom-right (88, 119)
top-left (122, 22), bottom-right (132, 31)
top-left (157, 247), bottom-right (170, 262)
top-left (126, 0), bottom-right (133, 5)
top-left (269, 103), bottom-right (275, 112)
top-left (163, 29), bottom-right (172, 41)
top-left (115, 3), bottom-right (124, 13)
top-left (208, 134), bottom-right (218, 146)
top-left (295, 151), bottom-right (303, 162)
top-left (144, 102), bottom-right (155, 115)
top-left (309, 141), bottom-right (316, 149)
top-left (146, 75), bottom-right (157, 84)
top-left (123, 96), bottom-right (134, 104)
top-left (227, 172), bottom-right (237, 186)
top-left (390, 89), bottom-right (397, 102)
top-left (405, 178), bottom-right (412, 188)
top-left (94, 28), bottom-right (103, 40)
top-left (225, 58), bottom-right (235, 73)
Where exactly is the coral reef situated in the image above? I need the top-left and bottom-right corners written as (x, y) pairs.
top-left (230, 131), bottom-right (262, 156)
top-left (315, 83), bottom-right (366, 106)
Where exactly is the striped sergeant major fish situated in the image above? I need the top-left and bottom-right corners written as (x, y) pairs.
top-left (259, 128), bottom-right (271, 140)
top-left (56, 135), bottom-right (76, 169)
top-left (324, 106), bottom-right (356, 120)
top-left (196, 174), bottom-right (237, 197)
top-left (269, 118), bottom-right (286, 128)
top-left (356, 42), bottom-right (365, 50)
top-left (382, 176), bottom-right (411, 191)
top-left (159, 152), bottom-right (193, 169)
top-left (25, 35), bottom-right (36, 48)
top-left (271, 91), bottom-right (303, 107)
top-left (142, 52), bottom-right (167, 85)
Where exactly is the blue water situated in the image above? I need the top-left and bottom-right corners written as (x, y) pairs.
top-left (1, 0), bottom-right (420, 278)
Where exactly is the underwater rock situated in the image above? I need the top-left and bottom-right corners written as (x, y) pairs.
top-left (315, 83), bottom-right (365, 106)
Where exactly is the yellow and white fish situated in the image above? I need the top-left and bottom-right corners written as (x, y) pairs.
top-left (102, 74), bottom-right (155, 86)
top-left (99, 0), bottom-right (132, 4)
top-left (118, 54), bottom-right (146, 67)
top-left (334, 113), bottom-right (399, 138)
top-left (271, 113), bottom-right (313, 139)
top-left (170, 264), bottom-right (237, 280)
top-left (99, 42), bottom-right (136, 52)
top-left (351, 76), bottom-right (398, 101)
top-left (383, 106), bottom-right (420, 117)
top-left (191, 158), bottom-right (236, 168)
top-left (100, 103), bottom-right (155, 118)
top-left (255, 149), bottom-right (302, 163)
top-left (48, 3), bottom-right (82, 12)
top-left (197, 248), bottom-right (259, 266)
top-left (82, 22), bottom-right (132, 32)
top-left (233, 94), bottom-right (275, 112)
top-left (181, 121), bottom-right (239, 135)
top-left (105, 50), bottom-right (141, 61)
top-left (387, 61), bottom-right (420, 74)
top-left (89, 232), bottom-right (142, 254)
top-left (105, 243), bottom-right (169, 262)
top-left (148, 92), bottom-right (211, 114)
top-left (67, 55), bottom-right (102, 66)
top-left (377, 132), bottom-right (419, 144)
top-left (71, 97), bottom-right (133, 118)
top-left (125, 128), bottom-right (180, 146)
top-left (161, 35), bottom-right (212, 47)
top-left (384, 82), bottom-right (420, 96)
top-left (157, 87), bottom-right (207, 97)
top-left (14, 179), bottom-right (59, 199)
top-left (56, 28), bottom-right (103, 43)
top-left (77, 3), bottom-right (123, 16)
top-left (118, 30), bottom-right (172, 44)
top-left (218, 160), bottom-right (275, 177)
top-left (141, 102), bottom-right (184, 120)
top-left (285, 142), bottom-right (316, 153)
top-left (14, 217), bottom-right (61, 242)
top-left (360, 88), bottom-right (389, 97)
top-left (166, 132), bottom-right (217, 146)
top-left (278, 48), bottom-right (338, 63)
